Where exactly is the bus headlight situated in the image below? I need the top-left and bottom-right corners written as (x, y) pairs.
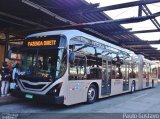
top-left (53, 89), bottom-right (57, 93)
top-left (47, 82), bottom-right (63, 96)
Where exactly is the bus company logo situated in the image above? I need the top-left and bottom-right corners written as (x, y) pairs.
top-left (27, 40), bottom-right (57, 47)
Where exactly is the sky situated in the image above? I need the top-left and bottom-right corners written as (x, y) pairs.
top-left (86, 0), bottom-right (160, 50)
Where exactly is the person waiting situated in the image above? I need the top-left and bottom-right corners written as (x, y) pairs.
top-left (1, 62), bottom-right (10, 97)
top-left (12, 63), bottom-right (20, 83)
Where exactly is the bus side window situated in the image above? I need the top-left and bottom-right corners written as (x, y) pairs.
top-left (129, 70), bottom-right (136, 78)
top-left (143, 72), bottom-right (146, 78)
top-left (86, 66), bottom-right (91, 79)
top-left (69, 54), bottom-right (86, 80)
top-left (111, 70), bottom-right (116, 79)
top-left (89, 67), bottom-right (102, 79)
top-left (69, 62), bottom-right (78, 80)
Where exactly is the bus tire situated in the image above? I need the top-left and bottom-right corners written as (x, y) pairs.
top-left (152, 80), bottom-right (154, 88)
top-left (87, 84), bottom-right (97, 104)
top-left (131, 81), bottom-right (135, 93)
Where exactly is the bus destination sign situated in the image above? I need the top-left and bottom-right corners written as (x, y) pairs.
top-left (27, 40), bottom-right (57, 47)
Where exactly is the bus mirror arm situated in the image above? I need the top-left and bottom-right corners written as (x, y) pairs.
top-left (69, 45), bottom-right (75, 51)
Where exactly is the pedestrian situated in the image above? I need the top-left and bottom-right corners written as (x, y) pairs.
top-left (1, 62), bottom-right (10, 97)
top-left (12, 63), bottom-right (20, 83)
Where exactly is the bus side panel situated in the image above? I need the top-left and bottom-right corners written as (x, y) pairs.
top-left (65, 80), bottom-right (101, 105)
top-left (110, 79), bottom-right (123, 95)
top-left (65, 80), bottom-right (86, 105)
top-left (134, 78), bottom-right (141, 90)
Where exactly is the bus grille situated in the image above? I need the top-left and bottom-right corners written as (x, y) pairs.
top-left (22, 82), bottom-right (45, 90)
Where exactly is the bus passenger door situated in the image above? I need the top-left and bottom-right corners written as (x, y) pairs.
top-left (146, 64), bottom-right (150, 87)
top-left (123, 64), bottom-right (129, 91)
top-left (143, 63), bottom-right (150, 88)
top-left (101, 57), bottom-right (111, 95)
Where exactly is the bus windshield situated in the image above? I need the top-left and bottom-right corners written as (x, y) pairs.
top-left (19, 35), bottom-right (67, 82)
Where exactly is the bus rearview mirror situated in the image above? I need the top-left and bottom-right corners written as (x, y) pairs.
top-left (69, 52), bottom-right (75, 64)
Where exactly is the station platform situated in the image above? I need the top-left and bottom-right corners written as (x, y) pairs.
top-left (0, 95), bottom-right (19, 105)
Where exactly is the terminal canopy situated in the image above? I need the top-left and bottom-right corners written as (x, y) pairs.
top-left (0, 0), bottom-right (160, 60)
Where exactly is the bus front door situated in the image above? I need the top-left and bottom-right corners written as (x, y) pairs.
top-left (101, 58), bottom-right (111, 95)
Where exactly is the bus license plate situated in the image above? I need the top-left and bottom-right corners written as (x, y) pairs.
top-left (25, 94), bottom-right (33, 99)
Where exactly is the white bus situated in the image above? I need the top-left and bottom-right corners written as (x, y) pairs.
top-left (11, 30), bottom-right (158, 105)
top-left (131, 55), bottom-right (158, 90)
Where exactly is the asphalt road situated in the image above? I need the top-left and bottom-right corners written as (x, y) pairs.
top-left (0, 84), bottom-right (160, 119)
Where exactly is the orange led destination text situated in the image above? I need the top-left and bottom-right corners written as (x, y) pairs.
top-left (28, 40), bottom-right (56, 47)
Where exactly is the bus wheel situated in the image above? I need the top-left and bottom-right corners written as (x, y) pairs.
top-left (131, 81), bottom-right (135, 93)
top-left (87, 84), bottom-right (97, 104)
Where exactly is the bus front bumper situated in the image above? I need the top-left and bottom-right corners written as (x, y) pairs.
top-left (11, 89), bottom-right (64, 105)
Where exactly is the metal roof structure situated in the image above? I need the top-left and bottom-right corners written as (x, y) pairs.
top-left (0, 0), bottom-right (160, 60)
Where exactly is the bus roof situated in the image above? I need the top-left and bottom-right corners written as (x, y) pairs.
top-left (27, 29), bottom-right (77, 38)
top-left (27, 29), bottom-right (134, 55)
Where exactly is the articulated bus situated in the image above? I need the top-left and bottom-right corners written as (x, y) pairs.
top-left (11, 30), bottom-right (158, 105)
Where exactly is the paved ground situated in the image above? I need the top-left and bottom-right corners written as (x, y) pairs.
top-left (0, 84), bottom-right (160, 119)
